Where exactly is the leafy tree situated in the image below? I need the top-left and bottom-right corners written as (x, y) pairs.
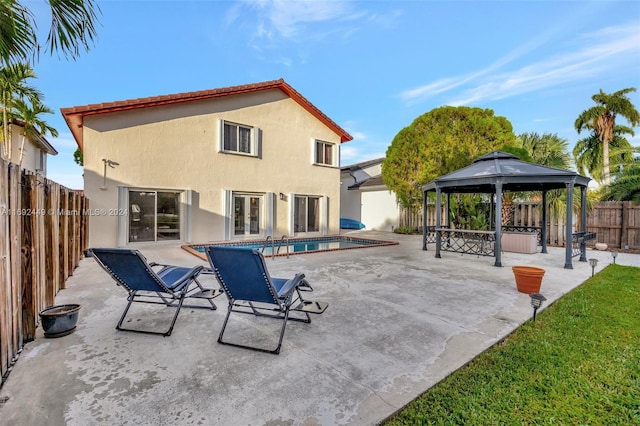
top-left (0, 0), bottom-right (100, 66)
top-left (573, 125), bottom-right (635, 184)
top-left (12, 97), bottom-right (58, 167)
top-left (0, 63), bottom-right (40, 158)
top-left (498, 145), bottom-right (533, 163)
top-left (575, 88), bottom-right (639, 185)
top-left (449, 194), bottom-right (491, 230)
top-left (382, 106), bottom-right (516, 209)
top-left (73, 147), bottom-right (82, 166)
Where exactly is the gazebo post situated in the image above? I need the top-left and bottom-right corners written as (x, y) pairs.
top-left (541, 190), bottom-right (548, 254)
top-left (579, 185), bottom-right (588, 262)
top-left (494, 180), bottom-right (503, 267)
top-left (435, 187), bottom-right (442, 258)
top-left (422, 189), bottom-right (428, 250)
top-left (446, 193), bottom-right (452, 228)
top-left (564, 179), bottom-right (576, 269)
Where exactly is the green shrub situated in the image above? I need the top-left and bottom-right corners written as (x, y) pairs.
top-left (394, 226), bottom-right (420, 234)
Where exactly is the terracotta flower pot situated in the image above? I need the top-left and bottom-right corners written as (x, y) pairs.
top-left (512, 266), bottom-right (545, 294)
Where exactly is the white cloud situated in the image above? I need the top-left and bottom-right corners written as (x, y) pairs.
top-left (339, 145), bottom-right (360, 162)
top-left (349, 130), bottom-right (367, 141)
top-left (400, 21), bottom-right (640, 107)
top-left (237, 0), bottom-right (379, 48)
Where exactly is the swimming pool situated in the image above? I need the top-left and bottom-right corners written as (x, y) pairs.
top-left (182, 235), bottom-right (398, 259)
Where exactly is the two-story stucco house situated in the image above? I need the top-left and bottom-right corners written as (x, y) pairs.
top-left (61, 79), bottom-right (352, 247)
top-left (3, 119), bottom-right (58, 174)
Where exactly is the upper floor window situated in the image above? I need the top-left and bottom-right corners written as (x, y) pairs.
top-left (220, 120), bottom-right (255, 156)
top-left (314, 140), bottom-right (336, 166)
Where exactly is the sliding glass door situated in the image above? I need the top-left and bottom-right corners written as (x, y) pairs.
top-left (294, 195), bottom-right (320, 233)
top-left (129, 190), bottom-right (180, 242)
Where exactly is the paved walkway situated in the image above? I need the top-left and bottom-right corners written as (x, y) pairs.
top-left (1, 231), bottom-right (637, 425)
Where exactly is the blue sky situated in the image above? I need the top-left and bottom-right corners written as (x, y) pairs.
top-left (29, 0), bottom-right (640, 189)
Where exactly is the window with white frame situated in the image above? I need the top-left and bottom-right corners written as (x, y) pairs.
top-left (220, 120), bottom-right (255, 155)
top-left (294, 195), bottom-right (320, 232)
top-left (314, 140), bottom-right (335, 166)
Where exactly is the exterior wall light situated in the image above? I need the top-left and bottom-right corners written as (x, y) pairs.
top-left (100, 158), bottom-right (120, 190)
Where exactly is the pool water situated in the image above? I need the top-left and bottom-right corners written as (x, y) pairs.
top-left (183, 236), bottom-right (398, 259)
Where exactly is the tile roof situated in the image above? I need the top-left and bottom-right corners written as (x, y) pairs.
top-left (7, 119), bottom-right (58, 155)
top-left (340, 157), bottom-right (384, 171)
top-left (61, 78), bottom-right (353, 150)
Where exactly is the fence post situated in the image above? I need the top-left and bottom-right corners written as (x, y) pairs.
top-left (8, 164), bottom-right (23, 353)
top-left (0, 160), bottom-right (10, 378)
top-left (621, 201), bottom-right (629, 250)
top-left (21, 174), bottom-right (35, 342)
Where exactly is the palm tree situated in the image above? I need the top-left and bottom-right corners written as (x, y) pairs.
top-left (522, 132), bottom-right (573, 217)
top-left (0, 0), bottom-right (100, 66)
top-left (0, 63), bottom-right (40, 159)
top-left (519, 132), bottom-right (571, 169)
top-left (575, 88), bottom-right (640, 185)
top-left (12, 97), bottom-right (58, 167)
top-left (499, 133), bottom-right (573, 226)
top-left (573, 125), bottom-right (635, 184)
top-left (601, 151), bottom-right (640, 203)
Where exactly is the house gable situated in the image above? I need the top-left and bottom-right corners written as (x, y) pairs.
top-left (61, 78), bottom-right (352, 151)
top-left (4, 121), bottom-right (58, 175)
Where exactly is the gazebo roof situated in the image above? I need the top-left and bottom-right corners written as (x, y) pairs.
top-left (422, 151), bottom-right (590, 193)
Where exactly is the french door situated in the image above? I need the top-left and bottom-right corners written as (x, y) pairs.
top-left (234, 194), bottom-right (262, 236)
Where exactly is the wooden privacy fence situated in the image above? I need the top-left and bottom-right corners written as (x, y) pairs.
top-left (0, 159), bottom-right (88, 384)
top-left (587, 201), bottom-right (640, 251)
top-left (400, 201), bottom-right (639, 251)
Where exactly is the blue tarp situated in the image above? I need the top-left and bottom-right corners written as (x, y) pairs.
top-left (340, 218), bottom-right (365, 229)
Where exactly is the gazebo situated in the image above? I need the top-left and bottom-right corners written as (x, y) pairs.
top-left (421, 151), bottom-right (592, 269)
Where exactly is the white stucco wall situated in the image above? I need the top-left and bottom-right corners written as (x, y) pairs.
top-left (82, 89), bottom-right (343, 247)
top-left (339, 171), bottom-right (361, 222)
top-left (360, 187), bottom-right (399, 232)
top-left (6, 126), bottom-right (46, 174)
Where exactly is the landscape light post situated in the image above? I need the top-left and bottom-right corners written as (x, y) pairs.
top-left (529, 293), bottom-right (546, 322)
top-left (588, 258), bottom-right (598, 277)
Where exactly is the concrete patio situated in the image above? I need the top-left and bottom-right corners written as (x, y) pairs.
top-left (1, 231), bottom-right (636, 425)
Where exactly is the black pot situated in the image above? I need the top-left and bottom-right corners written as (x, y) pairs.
top-left (39, 304), bottom-right (81, 338)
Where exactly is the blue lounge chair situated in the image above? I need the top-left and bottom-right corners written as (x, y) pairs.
top-left (205, 246), bottom-right (328, 354)
top-left (89, 248), bottom-right (223, 336)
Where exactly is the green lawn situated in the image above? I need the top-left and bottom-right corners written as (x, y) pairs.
top-left (384, 264), bottom-right (640, 426)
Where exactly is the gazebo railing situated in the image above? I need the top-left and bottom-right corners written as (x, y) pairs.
top-left (424, 225), bottom-right (437, 245)
top-left (430, 228), bottom-right (496, 257)
top-left (571, 231), bottom-right (597, 258)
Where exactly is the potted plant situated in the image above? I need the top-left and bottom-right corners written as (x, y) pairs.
top-left (512, 266), bottom-right (545, 294)
top-left (39, 304), bottom-right (81, 338)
